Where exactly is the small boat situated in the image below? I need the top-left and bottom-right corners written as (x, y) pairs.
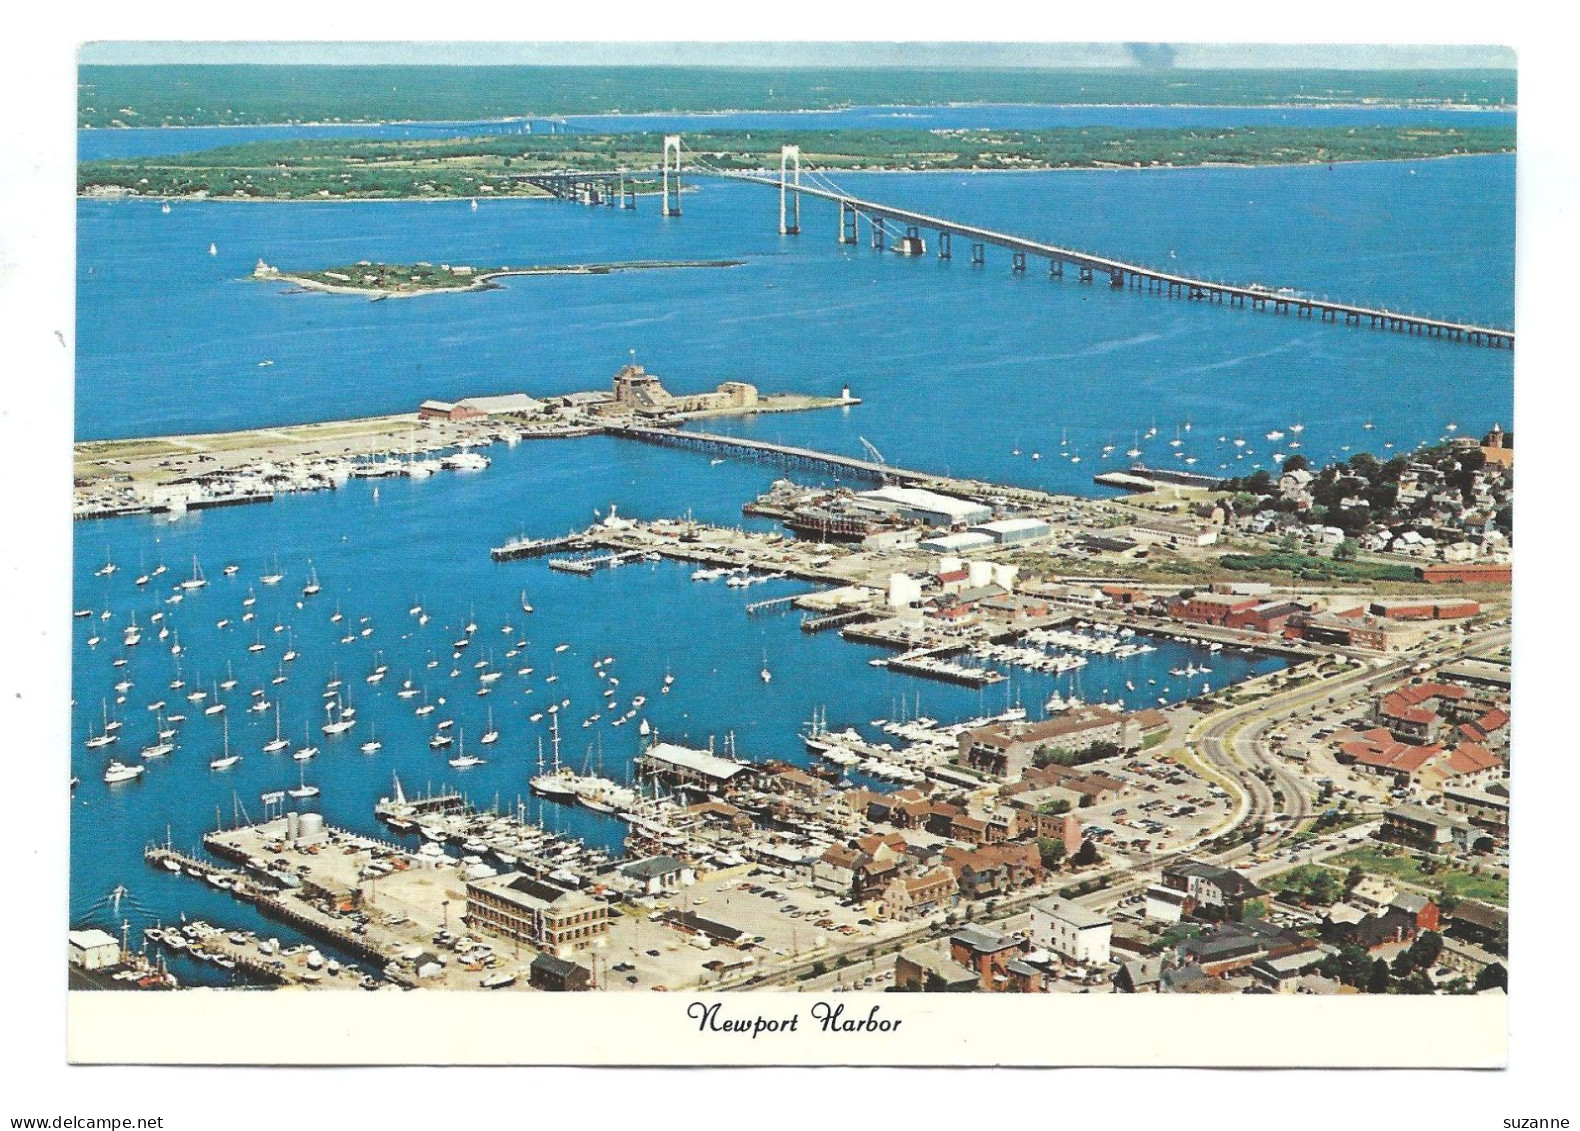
top-left (209, 242), bottom-right (218, 256)
top-left (301, 565), bottom-right (321, 597)
top-left (103, 760), bottom-right (145, 784)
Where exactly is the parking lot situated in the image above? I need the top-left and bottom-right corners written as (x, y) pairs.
top-left (602, 866), bottom-right (919, 991)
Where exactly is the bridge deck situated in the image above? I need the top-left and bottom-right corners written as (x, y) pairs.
top-left (720, 172), bottom-right (1513, 347)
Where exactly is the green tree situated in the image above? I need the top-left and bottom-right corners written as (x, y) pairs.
top-left (1241, 898), bottom-right (1269, 922)
top-left (1036, 837), bottom-right (1067, 871)
top-left (1367, 959), bottom-right (1393, 994)
top-left (1474, 963), bottom-right (1507, 992)
top-left (1333, 538), bottom-right (1359, 562)
top-left (1071, 839), bottom-right (1100, 869)
top-left (1405, 930), bottom-right (1443, 971)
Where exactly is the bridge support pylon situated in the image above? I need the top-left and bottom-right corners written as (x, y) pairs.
top-left (937, 231), bottom-right (951, 259)
top-left (662, 135), bottom-right (683, 217)
top-left (1012, 250), bottom-right (1027, 273)
top-left (779, 146), bottom-right (801, 235)
top-left (871, 218), bottom-right (886, 251)
top-left (971, 242), bottom-right (985, 266)
top-left (839, 202), bottom-right (857, 244)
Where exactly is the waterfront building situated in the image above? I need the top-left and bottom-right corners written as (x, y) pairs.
top-left (957, 707), bottom-right (1142, 778)
top-left (858, 485), bottom-right (993, 528)
top-left (619, 855), bottom-right (693, 895)
top-left (1170, 592), bottom-right (1260, 627)
top-left (637, 742), bottom-right (757, 795)
top-left (68, 929), bottom-right (121, 971)
top-left (464, 873), bottom-right (609, 958)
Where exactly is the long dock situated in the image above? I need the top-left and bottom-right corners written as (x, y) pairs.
top-left (609, 423), bottom-right (924, 484)
top-left (490, 533), bottom-right (588, 562)
top-left (715, 170), bottom-right (1514, 349)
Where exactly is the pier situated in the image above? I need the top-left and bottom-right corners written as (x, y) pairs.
top-left (609, 423), bottom-right (925, 484)
top-left (680, 153), bottom-right (1514, 350)
top-left (491, 533), bottom-right (589, 562)
top-left (745, 594), bottom-right (800, 616)
top-left (548, 549), bottom-right (649, 575)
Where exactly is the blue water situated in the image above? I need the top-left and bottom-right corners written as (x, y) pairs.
top-left (72, 149), bottom-right (1514, 974)
top-left (77, 103), bottom-right (1517, 161)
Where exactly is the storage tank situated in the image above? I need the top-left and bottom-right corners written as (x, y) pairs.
top-left (285, 811), bottom-right (300, 841)
top-left (297, 812), bottom-right (325, 842)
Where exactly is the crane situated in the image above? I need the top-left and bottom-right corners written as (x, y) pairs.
top-left (857, 436), bottom-right (890, 483)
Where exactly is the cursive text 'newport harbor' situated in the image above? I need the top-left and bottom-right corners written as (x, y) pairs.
top-left (688, 1001), bottom-right (902, 1038)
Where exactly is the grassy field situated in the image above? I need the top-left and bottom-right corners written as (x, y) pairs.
top-left (1330, 846), bottom-right (1507, 905)
top-left (79, 126), bottom-right (1516, 201)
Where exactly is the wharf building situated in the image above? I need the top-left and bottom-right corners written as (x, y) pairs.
top-left (463, 873), bottom-right (610, 958)
top-left (418, 392), bottom-right (544, 422)
top-left (636, 741), bottom-right (759, 797)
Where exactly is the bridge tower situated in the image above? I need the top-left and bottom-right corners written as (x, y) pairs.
top-left (779, 146), bottom-right (801, 235)
top-left (662, 135), bottom-right (683, 217)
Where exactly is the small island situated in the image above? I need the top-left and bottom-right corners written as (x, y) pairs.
top-left (254, 258), bottom-right (743, 297)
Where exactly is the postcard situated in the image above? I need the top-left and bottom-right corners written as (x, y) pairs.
top-left (63, 39), bottom-right (1513, 1068)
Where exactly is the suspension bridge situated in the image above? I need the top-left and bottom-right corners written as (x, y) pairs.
top-left (552, 135), bottom-right (1517, 350)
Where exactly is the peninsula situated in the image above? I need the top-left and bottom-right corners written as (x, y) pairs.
top-left (78, 126), bottom-right (1515, 202)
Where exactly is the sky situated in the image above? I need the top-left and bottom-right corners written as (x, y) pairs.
top-left (77, 41), bottom-right (1516, 69)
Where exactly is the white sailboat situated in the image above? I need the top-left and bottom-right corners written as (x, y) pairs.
top-left (294, 722), bottom-right (319, 761)
top-left (321, 696), bottom-right (355, 736)
top-left (479, 706), bottom-right (499, 746)
top-left (209, 717), bottom-right (240, 770)
top-left (287, 765), bottom-right (319, 799)
top-left (180, 556), bottom-right (207, 590)
top-left (302, 564), bottom-right (322, 597)
top-left (448, 729), bottom-right (484, 768)
top-left (263, 701), bottom-right (289, 753)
